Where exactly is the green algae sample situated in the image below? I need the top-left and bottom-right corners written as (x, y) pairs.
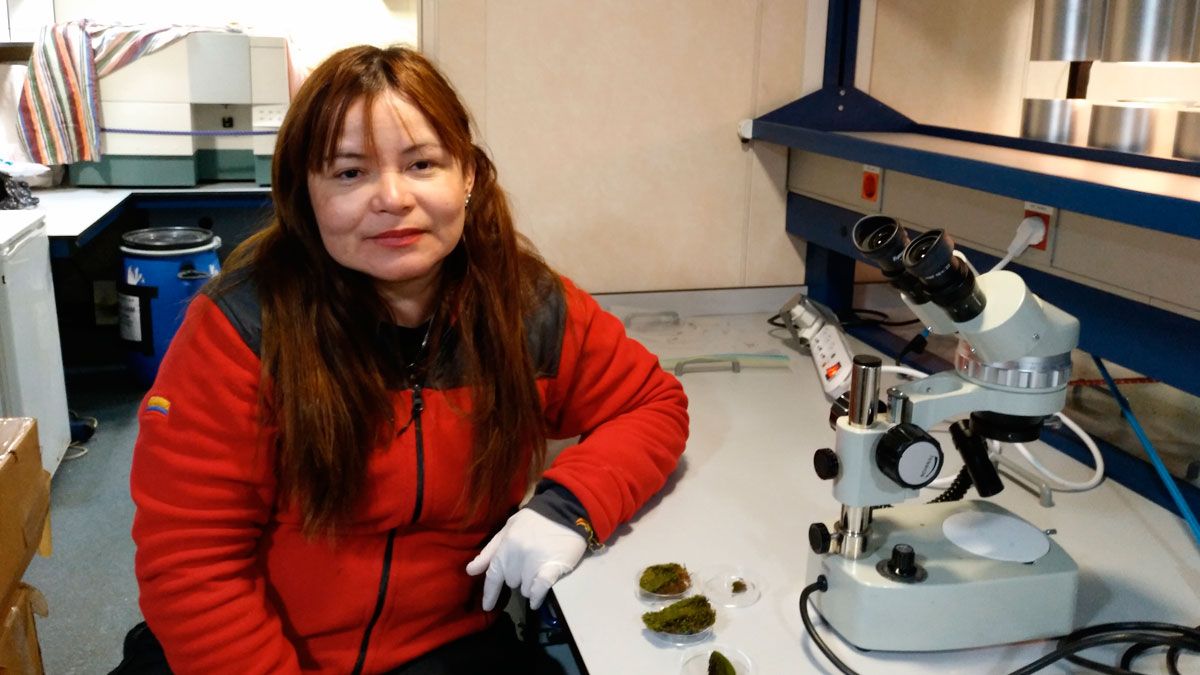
top-left (708, 650), bottom-right (736, 675)
top-left (641, 595), bottom-right (716, 635)
top-left (730, 578), bottom-right (748, 594)
top-left (639, 562), bottom-right (691, 595)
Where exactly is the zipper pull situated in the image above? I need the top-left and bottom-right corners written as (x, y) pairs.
top-left (411, 383), bottom-right (424, 415)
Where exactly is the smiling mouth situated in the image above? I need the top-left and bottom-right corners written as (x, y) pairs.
top-left (372, 229), bottom-right (424, 246)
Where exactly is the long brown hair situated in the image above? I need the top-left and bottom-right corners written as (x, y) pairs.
top-left (210, 45), bottom-right (554, 534)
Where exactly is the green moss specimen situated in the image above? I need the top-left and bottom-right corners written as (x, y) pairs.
top-left (641, 595), bottom-right (716, 635)
top-left (708, 650), bottom-right (736, 675)
top-left (639, 562), bottom-right (691, 595)
top-left (731, 578), bottom-right (747, 594)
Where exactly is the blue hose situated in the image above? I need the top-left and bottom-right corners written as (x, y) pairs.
top-left (1093, 356), bottom-right (1200, 548)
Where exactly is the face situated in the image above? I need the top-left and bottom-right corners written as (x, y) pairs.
top-left (307, 94), bottom-right (474, 308)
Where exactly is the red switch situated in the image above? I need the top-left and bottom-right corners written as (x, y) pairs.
top-left (861, 166), bottom-right (881, 202)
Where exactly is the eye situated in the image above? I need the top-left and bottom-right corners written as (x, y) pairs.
top-left (334, 168), bottom-right (363, 180)
top-left (410, 159), bottom-right (435, 172)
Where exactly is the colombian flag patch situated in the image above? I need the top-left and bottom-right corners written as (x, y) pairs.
top-left (146, 396), bottom-right (171, 417)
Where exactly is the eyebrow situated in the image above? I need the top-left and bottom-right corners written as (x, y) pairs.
top-left (330, 142), bottom-right (444, 161)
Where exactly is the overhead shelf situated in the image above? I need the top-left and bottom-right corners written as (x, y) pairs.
top-left (0, 42), bottom-right (33, 64)
top-left (751, 120), bottom-right (1200, 241)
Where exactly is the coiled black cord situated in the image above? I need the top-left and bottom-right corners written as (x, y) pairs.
top-left (928, 465), bottom-right (973, 503)
top-left (800, 577), bottom-right (1200, 675)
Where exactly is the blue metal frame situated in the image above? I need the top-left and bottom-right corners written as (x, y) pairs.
top-left (759, 121), bottom-right (1200, 238)
top-left (754, 0), bottom-right (1200, 238)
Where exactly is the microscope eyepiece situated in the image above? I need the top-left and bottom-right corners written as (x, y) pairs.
top-left (901, 230), bottom-right (986, 323)
top-left (851, 216), bottom-right (930, 303)
top-left (852, 216), bottom-right (908, 272)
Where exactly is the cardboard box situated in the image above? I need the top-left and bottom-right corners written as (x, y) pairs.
top-left (0, 419), bottom-right (51, 610)
top-left (0, 583), bottom-right (48, 674)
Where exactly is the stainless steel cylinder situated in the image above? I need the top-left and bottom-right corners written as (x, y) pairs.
top-left (1031, 0), bottom-right (1107, 61)
top-left (848, 355), bottom-right (882, 428)
top-left (838, 506), bottom-right (873, 560)
top-left (1176, 108), bottom-right (1200, 159)
top-left (1088, 103), bottom-right (1158, 152)
top-left (1022, 98), bottom-right (1091, 144)
top-left (1101, 0), bottom-right (1198, 62)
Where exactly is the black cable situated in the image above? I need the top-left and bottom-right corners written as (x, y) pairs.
top-left (1167, 642), bottom-right (1184, 675)
top-left (767, 312), bottom-right (787, 328)
top-left (800, 576), bottom-right (1200, 675)
top-left (843, 308), bottom-right (922, 328)
top-left (1008, 629), bottom-right (1200, 675)
top-left (928, 465), bottom-right (973, 503)
top-left (799, 576), bottom-right (860, 675)
top-left (895, 332), bottom-right (928, 365)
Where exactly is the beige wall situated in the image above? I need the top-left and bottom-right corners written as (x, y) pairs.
top-left (422, 1), bottom-right (809, 293)
top-left (868, 0), bottom-right (1034, 135)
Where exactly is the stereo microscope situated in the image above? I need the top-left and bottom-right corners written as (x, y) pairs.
top-left (806, 215), bottom-right (1081, 651)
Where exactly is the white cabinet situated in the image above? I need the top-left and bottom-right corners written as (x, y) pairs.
top-left (0, 212), bottom-right (71, 476)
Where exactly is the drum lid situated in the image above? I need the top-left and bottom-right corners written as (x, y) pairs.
top-left (121, 227), bottom-right (215, 251)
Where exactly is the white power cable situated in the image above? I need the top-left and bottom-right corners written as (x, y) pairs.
top-left (1007, 412), bottom-right (1105, 492)
top-left (880, 363), bottom-right (1105, 494)
top-left (991, 216), bottom-right (1046, 273)
top-left (881, 364), bottom-right (927, 380)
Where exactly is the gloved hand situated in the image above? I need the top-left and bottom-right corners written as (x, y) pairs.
top-left (465, 509), bottom-right (589, 611)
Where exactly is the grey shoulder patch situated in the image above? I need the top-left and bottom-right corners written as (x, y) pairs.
top-left (203, 270), bottom-right (263, 357)
top-left (525, 274), bottom-right (566, 378)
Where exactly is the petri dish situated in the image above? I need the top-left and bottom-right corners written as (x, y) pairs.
top-left (645, 624), bottom-right (714, 648)
top-left (701, 565), bottom-right (762, 608)
top-left (637, 562), bottom-right (694, 603)
top-left (679, 644), bottom-right (754, 674)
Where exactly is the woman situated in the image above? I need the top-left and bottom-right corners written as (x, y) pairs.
top-left (129, 45), bottom-right (688, 674)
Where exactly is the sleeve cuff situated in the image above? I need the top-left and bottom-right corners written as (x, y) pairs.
top-left (525, 480), bottom-right (604, 550)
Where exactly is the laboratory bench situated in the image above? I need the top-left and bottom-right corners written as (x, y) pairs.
top-left (31, 182), bottom-right (271, 257)
top-left (549, 311), bottom-right (1200, 674)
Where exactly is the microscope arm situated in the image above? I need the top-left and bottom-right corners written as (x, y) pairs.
top-left (892, 371), bottom-right (1068, 431)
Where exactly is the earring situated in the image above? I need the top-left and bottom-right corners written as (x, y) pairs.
top-left (465, 192), bottom-right (472, 209)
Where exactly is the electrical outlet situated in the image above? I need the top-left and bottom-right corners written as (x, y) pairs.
top-left (1023, 202), bottom-right (1056, 252)
top-left (253, 104), bottom-right (287, 129)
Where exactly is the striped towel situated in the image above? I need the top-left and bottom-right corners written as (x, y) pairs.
top-left (17, 21), bottom-right (215, 165)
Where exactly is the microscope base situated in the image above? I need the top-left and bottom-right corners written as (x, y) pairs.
top-left (806, 500), bottom-right (1078, 651)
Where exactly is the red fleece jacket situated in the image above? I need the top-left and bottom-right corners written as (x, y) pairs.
top-left (130, 276), bottom-right (688, 673)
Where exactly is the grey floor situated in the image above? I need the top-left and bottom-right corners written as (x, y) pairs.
top-left (24, 370), bottom-right (581, 674)
top-left (25, 371), bottom-right (145, 674)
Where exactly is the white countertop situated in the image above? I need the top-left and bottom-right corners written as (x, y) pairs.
top-left (552, 312), bottom-right (1200, 674)
top-left (30, 183), bottom-right (269, 239)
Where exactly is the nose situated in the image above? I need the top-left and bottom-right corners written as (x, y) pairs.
top-left (373, 170), bottom-right (415, 212)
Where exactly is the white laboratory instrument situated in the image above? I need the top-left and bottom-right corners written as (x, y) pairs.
top-left (0, 213), bottom-right (71, 476)
top-left (779, 294), bottom-right (855, 400)
top-left (71, 32), bottom-right (289, 187)
top-left (805, 215), bottom-right (1080, 651)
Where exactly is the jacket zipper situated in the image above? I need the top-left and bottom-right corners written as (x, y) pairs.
top-left (350, 383), bottom-right (426, 675)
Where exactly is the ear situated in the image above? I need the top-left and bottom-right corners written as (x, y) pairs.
top-left (464, 162), bottom-right (476, 197)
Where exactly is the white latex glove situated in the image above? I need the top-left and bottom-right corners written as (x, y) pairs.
top-left (465, 509), bottom-right (589, 611)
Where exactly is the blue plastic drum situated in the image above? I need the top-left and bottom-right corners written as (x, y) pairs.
top-left (118, 227), bottom-right (222, 386)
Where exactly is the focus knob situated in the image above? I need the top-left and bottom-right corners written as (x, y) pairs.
top-left (813, 448), bottom-right (839, 480)
top-left (808, 523), bottom-right (832, 554)
top-left (875, 423), bottom-right (943, 489)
